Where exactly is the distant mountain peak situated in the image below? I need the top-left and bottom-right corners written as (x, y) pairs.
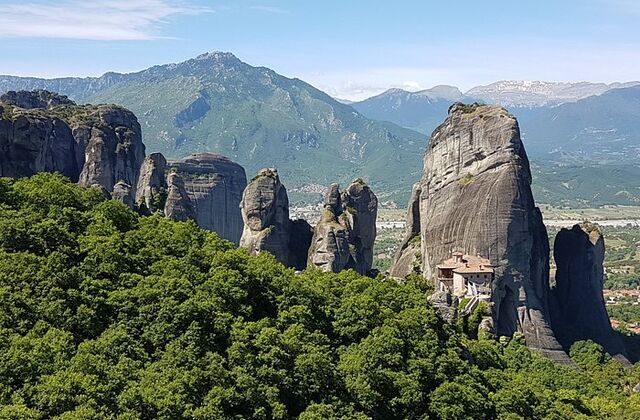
top-left (466, 80), bottom-right (640, 107)
top-left (384, 88), bottom-right (409, 95)
top-left (416, 85), bottom-right (463, 101)
top-left (194, 51), bottom-right (239, 62)
top-left (361, 85), bottom-right (462, 103)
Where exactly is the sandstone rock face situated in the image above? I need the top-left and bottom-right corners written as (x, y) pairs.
top-left (308, 207), bottom-right (353, 273)
top-left (307, 180), bottom-right (378, 275)
top-left (0, 112), bottom-right (79, 180)
top-left (391, 103), bottom-right (570, 363)
top-left (0, 90), bottom-right (145, 204)
top-left (167, 153), bottom-right (246, 244)
top-left (325, 183), bottom-right (342, 215)
top-left (240, 168), bottom-right (292, 266)
top-left (343, 179), bottom-right (378, 274)
top-left (164, 172), bottom-right (195, 222)
top-left (389, 184), bottom-right (422, 278)
top-left (136, 153), bottom-right (168, 213)
top-left (552, 223), bottom-right (631, 365)
top-left (75, 106), bottom-right (145, 200)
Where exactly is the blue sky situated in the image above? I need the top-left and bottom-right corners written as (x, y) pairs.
top-left (0, 0), bottom-right (638, 100)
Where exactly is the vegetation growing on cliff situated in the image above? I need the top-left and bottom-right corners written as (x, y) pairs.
top-left (1, 173), bottom-right (640, 419)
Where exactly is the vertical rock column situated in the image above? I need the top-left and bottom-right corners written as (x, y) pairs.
top-left (136, 153), bottom-right (168, 213)
top-left (552, 223), bottom-right (631, 365)
top-left (239, 168), bottom-right (294, 266)
top-left (390, 103), bottom-right (570, 363)
top-left (307, 180), bottom-right (378, 275)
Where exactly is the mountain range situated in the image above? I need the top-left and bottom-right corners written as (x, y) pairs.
top-left (0, 52), bottom-right (424, 204)
top-left (352, 81), bottom-right (640, 135)
top-left (351, 83), bottom-right (640, 207)
top-left (1, 53), bottom-right (639, 207)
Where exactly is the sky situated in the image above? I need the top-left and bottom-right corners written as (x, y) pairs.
top-left (0, 0), bottom-right (639, 101)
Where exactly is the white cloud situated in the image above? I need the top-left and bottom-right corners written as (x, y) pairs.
top-left (402, 81), bottom-right (423, 91)
top-left (0, 0), bottom-right (211, 40)
top-left (248, 5), bottom-right (289, 14)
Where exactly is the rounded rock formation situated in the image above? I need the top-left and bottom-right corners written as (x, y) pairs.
top-left (166, 153), bottom-right (247, 244)
top-left (164, 172), bottom-right (195, 222)
top-left (0, 90), bottom-right (145, 205)
top-left (240, 168), bottom-right (293, 266)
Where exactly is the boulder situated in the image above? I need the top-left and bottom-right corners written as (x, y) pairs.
top-left (391, 102), bottom-right (571, 363)
top-left (428, 291), bottom-right (459, 324)
top-left (478, 317), bottom-right (495, 339)
top-left (551, 223), bottom-right (631, 365)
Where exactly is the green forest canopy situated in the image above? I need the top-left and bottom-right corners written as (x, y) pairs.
top-left (1, 173), bottom-right (640, 419)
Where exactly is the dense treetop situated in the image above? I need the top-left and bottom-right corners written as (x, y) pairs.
top-left (1, 173), bottom-right (640, 419)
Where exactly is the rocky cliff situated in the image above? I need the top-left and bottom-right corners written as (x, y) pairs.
top-left (163, 153), bottom-right (247, 244)
top-left (308, 180), bottom-right (378, 275)
top-left (0, 90), bottom-right (145, 203)
top-left (552, 223), bottom-right (631, 365)
top-left (239, 168), bottom-right (292, 265)
top-left (134, 152), bottom-right (246, 244)
top-left (391, 103), bottom-right (570, 363)
top-left (239, 168), bottom-right (313, 269)
top-left (164, 172), bottom-right (196, 222)
top-left (136, 153), bottom-right (168, 213)
top-left (0, 91), bottom-right (246, 243)
top-left (389, 184), bottom-right (423, 278)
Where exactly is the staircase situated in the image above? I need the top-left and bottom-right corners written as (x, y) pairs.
top-left (459, 296), bottom-right (480, 317)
